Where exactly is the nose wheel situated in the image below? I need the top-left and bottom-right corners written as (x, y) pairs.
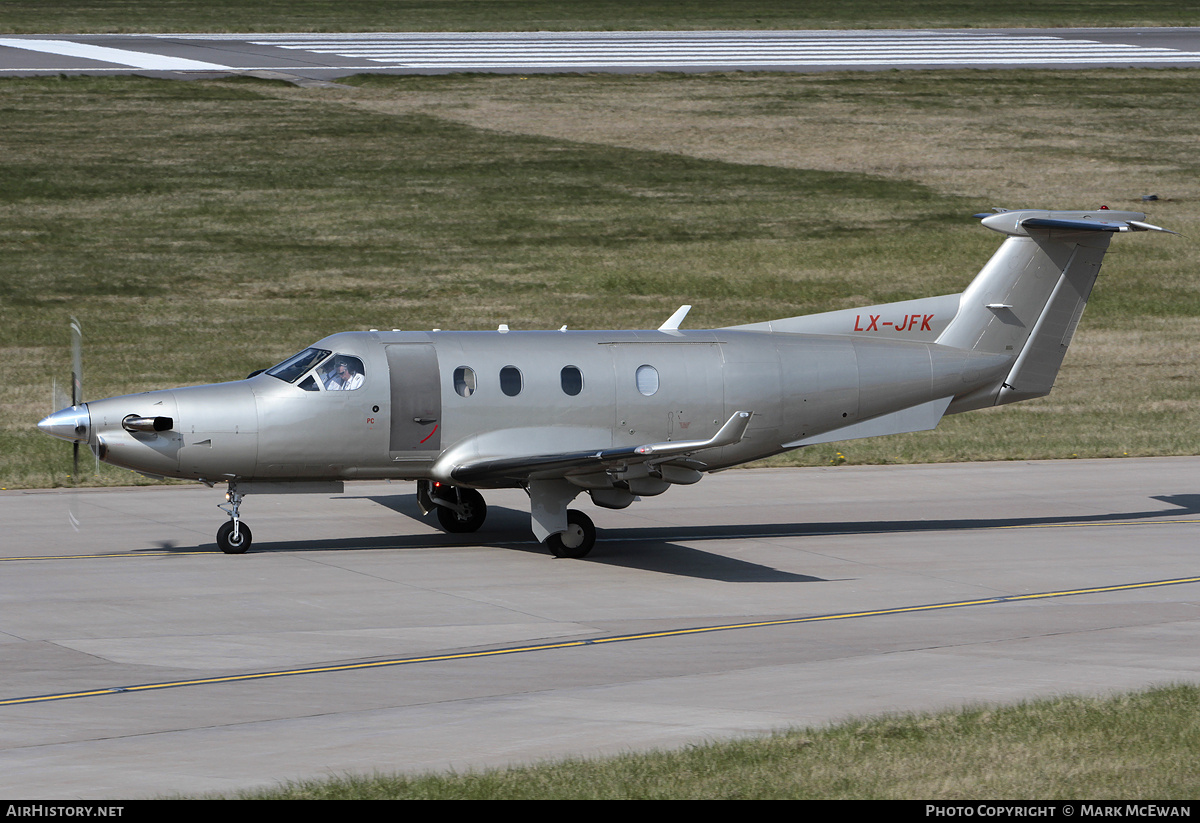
top-left (216, 520), bottom-right (252, 554)
top-left (216, 484), bottom-right (252, 554)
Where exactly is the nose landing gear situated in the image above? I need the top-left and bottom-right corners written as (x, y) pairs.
top-left (216, 483), bottom-right (252, 554)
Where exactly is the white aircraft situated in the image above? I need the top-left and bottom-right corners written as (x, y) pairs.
top-left (38, 208), bottom-right (1172, 557)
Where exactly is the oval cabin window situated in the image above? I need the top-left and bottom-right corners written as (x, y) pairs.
top-left (454, 366), bottom-right (477, 397)
top-left (561, 366), bottom-right (583, 396)
top-left (500, 366), bottom-right (523, 397)
top-left (635, 364), bottom-right (659, 396)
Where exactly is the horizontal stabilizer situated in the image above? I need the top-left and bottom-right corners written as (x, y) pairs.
top-left (1022, 217), bottom-right (1136, 233)
top-left (978, 209), bottom-right (1176, 237)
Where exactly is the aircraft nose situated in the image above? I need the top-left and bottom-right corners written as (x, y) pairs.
top-left (37, 405), bottom-right (90, 443)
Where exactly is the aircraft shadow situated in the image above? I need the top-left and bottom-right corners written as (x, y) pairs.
top-left (142, 492), bottom-right (1200, 582)
top-left (568, 493), bottom-right (1198, 577)
top-left (604, 492), bottom-right (1200, 542)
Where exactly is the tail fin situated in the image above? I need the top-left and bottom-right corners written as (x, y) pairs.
top-left (937, 209), bottom-right (1172, 408)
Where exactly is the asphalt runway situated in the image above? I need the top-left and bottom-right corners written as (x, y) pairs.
top-left (2, 28), bottom-right (1200, 79)
top-left (2, 458), bottom-right (1198, 798)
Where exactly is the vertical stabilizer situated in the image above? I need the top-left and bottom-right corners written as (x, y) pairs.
top-left (937, 209), bottom-right (1170, 407)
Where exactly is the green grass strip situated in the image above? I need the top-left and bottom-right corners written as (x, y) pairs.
top-left (224, 684), bottom-right (1200, 799)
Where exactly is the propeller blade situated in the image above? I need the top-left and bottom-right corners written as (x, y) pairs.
top-left (69, 317), bottom-right (83, 530)
top-left (70, 439), bottom-right (81, 531)
top-left (52, 377), bottom-right (70, 416)
top-left (70, 316), bottom-right (83, 407)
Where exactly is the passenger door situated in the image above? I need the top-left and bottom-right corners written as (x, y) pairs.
top-left (386, 343), bottom-right (442, 458)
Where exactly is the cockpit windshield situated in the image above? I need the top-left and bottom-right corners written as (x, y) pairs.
top-left (266, 348), bottom-right (331, 383)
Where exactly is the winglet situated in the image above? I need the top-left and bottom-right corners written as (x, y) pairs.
top-left (658, 305), bottom-right (692, 332)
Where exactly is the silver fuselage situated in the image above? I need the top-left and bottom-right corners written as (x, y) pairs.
top-left (37, 209), bottom-right (1171, 550)
top-left (72, 327), bottom-right (1011, 487)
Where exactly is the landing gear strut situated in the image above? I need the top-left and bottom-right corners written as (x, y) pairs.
top-left (216, 483), bottom-right (252, 554)
top-left (544, 510), bottom-right (596, 558)
top-left (421, 481), bottom-right (488, 534)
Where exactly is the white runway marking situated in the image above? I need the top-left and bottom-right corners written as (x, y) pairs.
top-left (237, 31), bottom-right (1200, 69)
top-left (0, 38), bottom-right (231, 71)
top-left (3, 30), bottom-right (1200, 75)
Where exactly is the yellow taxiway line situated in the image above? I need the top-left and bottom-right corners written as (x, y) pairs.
top-left (4, 574), bottom-right (1198, 707)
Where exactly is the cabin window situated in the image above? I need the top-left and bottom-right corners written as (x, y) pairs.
top-left (298, 375), bottom-right (319, 392)
top-left (500, 365), bottom-right (523, 397)
top-left (561, 365), bottom-right (583, 396)
top-left (318, 355), bottom-right (366, 391)
top-left (454, 366), bottom-right (477, 398)
top-left (635, 364), bottom-right (659, 396)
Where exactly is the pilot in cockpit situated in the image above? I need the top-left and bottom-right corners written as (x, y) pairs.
top-left (323, 357), bottom-right (364, 391)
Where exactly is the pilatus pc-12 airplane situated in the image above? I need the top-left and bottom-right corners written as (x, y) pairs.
top-left (39, 208), bottom-right (1172, 557)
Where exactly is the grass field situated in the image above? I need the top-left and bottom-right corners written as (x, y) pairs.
top-left (225, 685), bottom-right (1200, 799)
top-left (2, 0), bottom-right (1198, 34)
top-left (2, 68), bottom-right (1197, 488)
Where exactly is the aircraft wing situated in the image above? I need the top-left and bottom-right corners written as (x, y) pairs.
top-left (446, 411), bottom-right (753, 486)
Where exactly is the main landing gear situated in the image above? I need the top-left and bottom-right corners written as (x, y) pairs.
top-left (436, 487), bottom-right (488, 534)
top-left (420, 480), bottom-right (488, 533)
top-left (216, 483), bottom-right (252, 554)
top-left (421, 480), bottom-right (597, 558)
top-left (544, 509), bottom-right (596, 559)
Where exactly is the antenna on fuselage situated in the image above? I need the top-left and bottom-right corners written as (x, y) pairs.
top-left (658, 305), bottom-right (692, 332)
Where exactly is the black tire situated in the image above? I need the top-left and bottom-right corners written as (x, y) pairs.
top-left (545, 510), bottom-right (596, 558)
top-left (217, 521), bottom-right (252, 554)
top-left (436, 488), bottom-right (487, 533)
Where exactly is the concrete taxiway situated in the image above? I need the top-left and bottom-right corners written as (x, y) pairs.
top-left (2, 458), bottom-right (1198, 798)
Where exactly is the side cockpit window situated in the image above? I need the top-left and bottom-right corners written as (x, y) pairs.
top-left (319, 355), bottom-right (366, 391)
top-left (267, 348), bottom-right (366, 392)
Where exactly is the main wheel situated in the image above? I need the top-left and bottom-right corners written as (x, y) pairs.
top-left (436, 488), bottom-right (487, 533)
top-left (545, 510), bottom-right (596, 558)
top-left (217, 521), bottom-right (252, 554)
